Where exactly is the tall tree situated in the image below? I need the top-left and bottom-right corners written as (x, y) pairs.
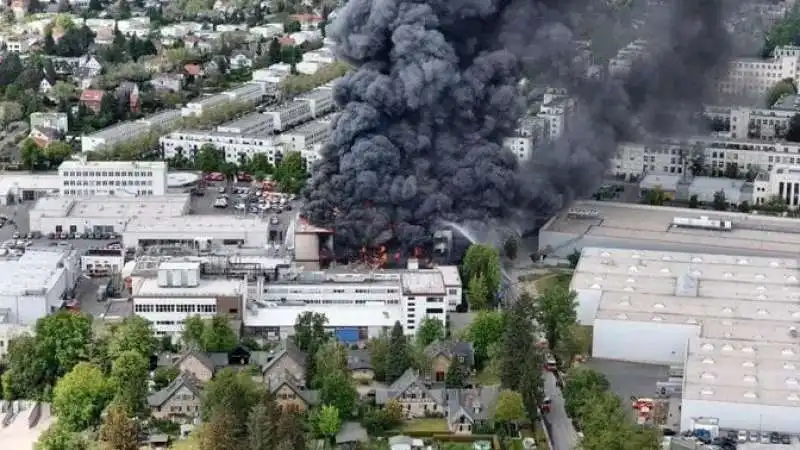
top-left (313, 341), bottom-right (348, 388)
top-left (277, 411), bottom-right (306, 450)
top-left (2, 335), bottom-right (47, 400)
top-left (562, 367), bottom-right (610, 419)
top-left (293, 311), bottom-right (329, 384)
top-left (108, 316), bottom-right (156, 359)
top-left (314, 405), bottom-right (342, 443)
top-left (467, 274), bottom-right (490, 311)
top-left (202, 316), bottom-right (238, 352)
top-left (518, 346), bottom-right (545, 422)
top-left (35, 422), bottom-right (91, 450)
top-left (534, 283), bottom-right (577, 352)
top-left (467, 311), bottom-right (505, 369)
top-left (99, 402), bottom-right (139, 450)
top-left (492, 390), bottom-right (526, 435)
top-left (182, 315), bottom-right (206, 349)
top-left (461, 244), bottom-right (502, 305)
top-left (319, 371), bottom-right (357, 417)
top-left (416, 317), bottom-right (444, 348)
top-left (110, 351), bottom-right (149, 417)
top-left (247, 395), bottom-right (279, 450)
top-left (198, 410), bottom-right (240, 450)
top-left (386, 321), bottom-right (410, 383)
top-left (273, 151), bottom-right (307, 193)
top-left (499, 293), bottom-right (537, 391)
top-left (445, 355), bottom-right (468, 388)
top-left (367, 331), bottom-right (391, 382)
top-left (52, 363), bottom-right (114, 432)
top-left (201, 369), bottom-right (260, 440)
top-left (268, 38), bottom-right (281, 63)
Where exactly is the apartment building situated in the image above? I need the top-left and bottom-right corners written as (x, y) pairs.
top-left (160, 131), bottom-right (286, 166)
top-left (132, 261), bottom-right (246, 340)
top-left (81, 122), bottom-right (151, 153)
top-left (216, 112), bottom-right (275, 137)
top-left (30, 112), bottom-right (68, 134)
top-left (277, 116), bottom-right (333, 152)
top-left (181, 82), bottom-right (265, 117)
top-left (503, 116), bottom-right (541, 162)
top-left (297, 83), bottom-right (336, 117)
top-left (704, 105), bottom-right (796, 141)
top-left (243, 261), bottom-right (461, 340)
top-left (718, 46), bottom-right (800, 98)
top-left (58, 160), bottom-right (168, 197)
top-left (539, 88), bottom-right (573, 140)
top-left (262, 99), bottom-right (314, 131)
top-left (608, 39), bottom-right (648, 75)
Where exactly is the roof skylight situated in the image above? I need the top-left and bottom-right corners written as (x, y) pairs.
top-left (700, 389), bottom-right (714, 397)
top-left (742, 361), bottom-right (755, 368)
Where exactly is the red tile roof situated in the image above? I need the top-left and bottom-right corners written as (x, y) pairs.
top-left (278, 36), bottom-right (296, 46)
top-left (289, 14), bottom-right (323, 23)
top-left (184, 64), bottom-right (203, 76)
top-left (79, 89), bottom-right (105, 102)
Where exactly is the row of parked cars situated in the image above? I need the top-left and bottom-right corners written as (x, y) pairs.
top-left (46, 231), bottom-right (120, 240)
top-left (737, 430), bottom-right (793, 444)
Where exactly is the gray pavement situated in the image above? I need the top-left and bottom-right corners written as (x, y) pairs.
top-left (584, 359), bottom-right (670, 401)
top-left (544, 371), bottom-right (578, 450)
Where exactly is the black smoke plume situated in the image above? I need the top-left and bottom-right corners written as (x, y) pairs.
top-left (302, 0), bottom-right (735, 252)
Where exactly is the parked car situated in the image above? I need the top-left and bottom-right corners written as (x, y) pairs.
top-left (770, 432), bottom-right (780, 444)
top-left (737, 430), bottom-right (748, 443)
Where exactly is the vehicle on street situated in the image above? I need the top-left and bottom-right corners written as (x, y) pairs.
top-left (214, 197), bottom-right (228, 208)
top-left (12, 231), bottom-right (19, 239)
top-left (541, 397), bottom-right (551, 414)
top-left (218, 186), bottom-right (226, 194)
top-left (270, 216), bottom-right (279, 225)
top-left (737, 430), bottom-right (748, 443)
top-left (760, 432), bottom-right (770, 444)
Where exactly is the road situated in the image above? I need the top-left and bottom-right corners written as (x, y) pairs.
top-left (544, 371), bottom-right (578, 450)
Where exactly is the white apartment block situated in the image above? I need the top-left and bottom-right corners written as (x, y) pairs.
top-left (503, 90), bottom-right (572, 163)
top-left (718, 46), bottom-right (800, 98)
top-left (30, 112), bottom-right (68, 133)
top-left (160, 131), bottom-right (286, 166)
top-left (704, 105), bottom-right (795, 141)
top-left (216, 112), bottom-right (275, 137)
top-left (263, 99), bottom-right (314, 131)
top-left (81, 122), bottom-right (151, 153)
top-left (243, 262), bottom-right (461, 340)
top-left (296, 83), bottom-right (336, 117)
top-left (181, 82), bottom-right (265, 117)
top-left (277, 116), bottom-right (333, 152)
top-left (58, 160), bottom-right (168, 197)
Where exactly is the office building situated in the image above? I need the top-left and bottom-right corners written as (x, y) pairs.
top-left (537, 200), bottom-right (800, 259)
top-left (243, 261), bottom-right (461, 340)
top-left (704, 104), bottom-right (796, 141)
top-left (718, 46), bottom-right (800, 98)
top-left (753, 164), bottom-right (800, 207)
top-left (571, 247), bottom-right (800, 433)
top-left (58, 160), bottom-right (168, 197)
top-left (132, 261), bottom-right (246, 340)
top-left (296, 83), bottom-right (335, 117)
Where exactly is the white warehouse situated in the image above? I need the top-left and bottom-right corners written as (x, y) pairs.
top-left (571, 246), bottom-right (800, 433)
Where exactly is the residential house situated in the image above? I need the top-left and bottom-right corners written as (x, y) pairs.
top-left (445, 387), bottom-right (501, 435)
top-left (79, 89), bottom-right (105, 114)
top-left (375, 369), bottom-right (445, 418)
top-left (149, 73), bottom-right (184, 92)
top-left (230, 54), bottom-right (253, 70)
top-left (184, 64), bottom-right (204, 79)
top-left (115, 82), bottom-right (141, 113)
top-left (388, 436), bottom-right (424, 450)
top-left (261, 341), bottom-right (307, 387)
top-left (425, 340), bottom-right (474, 383)
top-left (269, 377), bottom-right (319, 412)
top-left (288, 14), bottom-right (324, 31)
top-left (159, 350), bottom-right (218, 382)
top-left (29, 127), bottom-right (61, 148)
top-left (148, 372), bottom-right (203, 421)
top-left (73, 57), bottom-right (103, 90)
top-left (347, 349), bottom-right (375, 383)
top-left (38, 79), bottom-right (53, 96)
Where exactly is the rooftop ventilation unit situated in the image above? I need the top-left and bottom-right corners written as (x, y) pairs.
top-left (567, 208), bottom-right (600, 219)
top-left (672, 216), bottom-right (733, 231)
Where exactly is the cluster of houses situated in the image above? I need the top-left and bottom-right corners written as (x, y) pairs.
top-left (149, 339), bottom-right (501, 438)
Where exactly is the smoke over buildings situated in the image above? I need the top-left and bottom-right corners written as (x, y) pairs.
top-left (302, 0), bottom-right (736, 251)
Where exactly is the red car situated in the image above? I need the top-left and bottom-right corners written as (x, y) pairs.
top-left (204, 172), bottom-right (224, 181)
top-left (542, 397), bottom-right (552, 413)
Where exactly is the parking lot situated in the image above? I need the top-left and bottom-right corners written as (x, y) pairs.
top-left (188, 181), bottom-right (300, 233)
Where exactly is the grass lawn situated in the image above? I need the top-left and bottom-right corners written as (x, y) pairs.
top-left (403, 418), bottom-right (450, 433)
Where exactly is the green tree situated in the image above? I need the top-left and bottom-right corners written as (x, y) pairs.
top-left (499, 293), bottom-right (537, 391)
top-left (195, 144), bottom-right (224, 173)
top-left (766, 78), bottom-right (797, 107)
top-left (645, 186), bottom-right (666, 205)
top-left (712, 189), bottom-right (727, 211)
top-left (152, 365), bottom-right (180, 391)
top-left (268, 38), bottom-right (282, 64)
top-left (201, 369), bottom-right (259, 440)
top-left (99, 401), bottom-right (139, 450)
top-left (3, 334), bottom-right (47, 400)
top-left (44, 141), bottom-right (73, 168)
top-left (535, 283), bottom-right (577, 353)
top-left (247, 153), bottom-right (274, 174)
top-left (116, 0), bottom-right (132, 19)
top-left (562, 366), bottom-right (610, 419)
top-left (445, 355), bottom-right (468, 388)
top-left (467, 310), bottom-right (505, 369)
top-left (283, 20), bottom-right (301, 33)
top-left (319, 371), bottom-right (357, 417)
top-left (386, 321), bottom-right (410, 383)
top-left (108, 315), bottom-right (156, 359)
top-left (567, 249), bottom-right (581, 268)
top-left (35, 422), bottom-right (91, 450)
top-left (182, 315), bottom-right (206, 349)
top-left (367, 331), bottom-right (391, 382)
top-left (461, 244), bottom-right (501, 306)
top-left (518, 346), bottom-right (544, 423)
top-left (314, 404), bottom-right (342, 442)
top-left (20, 138), bottom-right (42, 170)
top-left (52, 362), bottom-right (114, 431)
top-left (467, 273), bottom-right (490, 311)
top-left (110, 350), bottom-right (149, 417)
top-left (689, 194), bottom-right (699, 209)
top-left (0, 101), bottom-right (24, 125)
top-left (202, 316), bottom-right (238, 352)
top-left (198, 409), bottom-right (240, 450)
top-left (273, 151), bottom-right (307, 194)
top-left (293, 311), bottom-right (329, 384)
top-left (492, 390), bottom-right (526, 434)
top-left (276, 411), bottom-right (306, 450)
top-left (247, 394), bottom-right (279, 450)
top-left (416, 317), bottom-right (444, 348)
top-left (313, 341), bottom-right (348, 388)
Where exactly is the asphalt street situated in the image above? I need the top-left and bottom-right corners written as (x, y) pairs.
top-left (544, 371), bottom-right (578, 450)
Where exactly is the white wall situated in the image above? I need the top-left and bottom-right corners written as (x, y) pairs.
top-left (81, 254), bottom-right (124, 273)
top-left (573, 288), bottom-right (602, 325)
top-left (681, 399), bottom-right (800, 434)
top-left (123, 229), bottom-right (268, 249)
top-left (593, 318), bottom-right (701, 365)
top-left (133, 296), bottom-right (217, 338)
top-left (32, 216), bottom-right (128, 235)
top-left (0, 323), bottom-right (32, 358)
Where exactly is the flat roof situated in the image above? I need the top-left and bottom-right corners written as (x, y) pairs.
top-left (31, 195), bottom-right (189, 219)
top-left (244, 303), bottom-right (403, 328)
top-left (133, 276), bottom-right (244, 297)
top-left (401, 271), bottom-right (446, 295)
top-left (436, 266), bottom-right (461, 287)
top-left (125, 214), bottom-right (268, 233)
top-left (281, 117), bottom-right (332, 137)
top-left (576, 247), bottom-right (800, 406)
top-left (0, 250), bottom-right (69, 296)
top-left (542, 201), bottom-right (800, 257)
top-left (0, 174), bottom-right (60, 195)
top-left (85, 121), bottom-right (149, 139)
top-left (217, 112), bottom-right (272, 131)
top-left (298, 86), bottom-right (333, 101)
top-left (59, 160), bottom-right (167, 170)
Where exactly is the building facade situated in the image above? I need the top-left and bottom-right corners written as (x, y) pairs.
top-left (58, 160), bottom-right (168, 197)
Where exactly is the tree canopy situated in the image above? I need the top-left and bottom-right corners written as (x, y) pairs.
top-left (52, 362), bottom-right (114, 431)
top-left (461, 244), bottom-right (502, 309)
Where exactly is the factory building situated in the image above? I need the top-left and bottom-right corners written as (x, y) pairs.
top-left (537, 201), bottom-right (800, 259)
top-left (58, 160), bottom-right (168, 197)
top-left (29, 195), bottom-right (189, 236)
top-left (122, 214), bottom-right (273, 249)
top-left (0, 249), bottom-right (80, 325)
top-left (131, 261), bottom-right (246, 340)
top-left (571, 247), bottom-right (800, 433)
top-left (243, 260), bottom-right (461, 341)
top-left (0, 174), bottom-right (60, 205)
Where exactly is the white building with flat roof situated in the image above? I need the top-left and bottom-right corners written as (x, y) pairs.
top-left (718, 46), bottom-right (800, 98)
top-left (80, 121), bottom-right (151, 153)
top-left (123, 214), bottom-right (271, 249)
top-left (263, 99), bottom-right (314, 131)
top-left (216, 112), bottom-right (275, 136)
top-left (0, 174), bottom-right (60, 205)
top-left (159, 131), bottom-right (287, 167)
top-left (571, 246), bottom-right (800, 433)
top-left (538, 200), bottom-right (800, 259)
top-left (58, 160), bottom-right (168, 197)
top-left (753, 164), bottom-right (800, 207)
top-left (28, 194), bottom-right (190, 236)
top-left (277, 115), bottom-right (333, 152)
top-left (244, 263), bottom-right (460, 340)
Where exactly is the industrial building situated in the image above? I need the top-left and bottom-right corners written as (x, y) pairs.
top-left (243, 259), bottom-right (461, 341)
top-left (28, 195), bottom-right (189, 236)
top-left (122, 214), bottom-right (273, 249)
top-left (58, 160), bottom-right (168, 197)
top-left (538, 201), bottom-right (800, 259)
top-left (0, 249), bottom-right (80, 325)
top-left (180, 82), bottom-right (266, 117)
top-left (79, 109), bottom-right (183, 153)
top-left (571, 247), bottom-right (800, 433)
top-left (131, 261), bottom-right (246, 340)
top-left (0, 174), bottom-right (60, 205)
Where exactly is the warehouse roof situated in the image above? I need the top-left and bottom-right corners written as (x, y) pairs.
top-left (30, 195), bottom-right (189, 219)
top-left (125, 214), bottom-right (267, 233)
top-left (243, 303), bottom-right (403, 328)
top-left (133, 277), bottom-right (244, 297)
top-left (59, 160), bottom-right (167, 170)
top-left (0, 174), bottom-right (60, 197)
top-left (401, 271), bottom-right (446, 295)
top-left (541, 201), bottom-right (800, 257)
top-left (0, 250), bottom-right (69, 297)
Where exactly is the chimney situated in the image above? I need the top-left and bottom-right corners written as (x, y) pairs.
top-left (407, 258), bottom-right (419, 270)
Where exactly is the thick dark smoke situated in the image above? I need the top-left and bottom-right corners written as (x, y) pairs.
top-left (302, 0), bottom-right (735, 252)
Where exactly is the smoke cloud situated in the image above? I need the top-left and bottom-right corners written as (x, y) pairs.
top-left (302, 0), bottom-right (735, 251)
